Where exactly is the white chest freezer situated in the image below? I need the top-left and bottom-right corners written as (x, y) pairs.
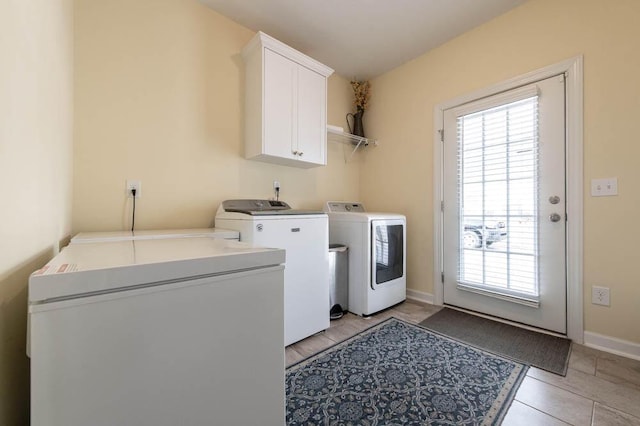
top-left (29, 237), bottom-right (285, 426)
top-left (69, 227), bottom-right (239, 243)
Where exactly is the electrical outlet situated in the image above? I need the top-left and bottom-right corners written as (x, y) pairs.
top-left (592, 286), bottom-right (610, 306)
top-left (126, 179), bottom-right (141, 198)
top-left (273, 180), bottom-right (280, 190)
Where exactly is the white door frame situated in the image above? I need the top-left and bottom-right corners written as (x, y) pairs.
top-left (432, 56), bottom-right (584, 343)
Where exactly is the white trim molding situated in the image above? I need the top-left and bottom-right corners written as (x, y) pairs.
top-left (433, 56), bottom-right (584, 343)
top-left (584, 331), bottom-right (640, 361)
top-left (406, 289), bottom-right (434, 305)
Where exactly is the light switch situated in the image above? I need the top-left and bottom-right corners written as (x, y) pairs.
top-left (591, 178), bottom-right (618, 197)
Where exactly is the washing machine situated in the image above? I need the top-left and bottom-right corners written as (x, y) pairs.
top-left (324, 201), bottom-right (406, 316)
top-left (215, 199), bottom-right (329, 346)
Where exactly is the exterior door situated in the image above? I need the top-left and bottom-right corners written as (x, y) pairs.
top-left (442, 75), bottom-right (567, 334)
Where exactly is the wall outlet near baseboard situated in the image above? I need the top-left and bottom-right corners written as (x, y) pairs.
top-left (592, 286), bottom-right (610, 306)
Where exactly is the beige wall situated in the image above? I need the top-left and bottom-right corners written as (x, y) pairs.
top-left (362, 0), bottom-right (640, 343)
top-left (0, 0), bottom-right (74, 423)
top-left (73, 0), bottom-right (358, 233)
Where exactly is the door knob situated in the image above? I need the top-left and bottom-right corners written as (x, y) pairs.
top-left (549, 195), bottom-right (560, 204)
top-left (549, 213), bottom-right (562, 222)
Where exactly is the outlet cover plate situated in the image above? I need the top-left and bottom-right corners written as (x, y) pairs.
top-left (592, 286), bottom-right (610, 306)
top-left (126, 179), bottom-right (141, 198)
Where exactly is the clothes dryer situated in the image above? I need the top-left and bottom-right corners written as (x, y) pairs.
top-left (324, 201), bottom-right (406, 316)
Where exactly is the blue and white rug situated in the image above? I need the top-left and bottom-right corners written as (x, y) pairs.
top-left (286, 318), bottom-right (527, 425)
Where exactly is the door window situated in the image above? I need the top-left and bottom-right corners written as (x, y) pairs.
top-left (458, 96), bottom-right (539, 298)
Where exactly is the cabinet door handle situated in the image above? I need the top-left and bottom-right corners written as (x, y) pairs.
top-left (298, 151), bottom-right (303, 157)
top-left (292, 150), bottom-right (299, 155)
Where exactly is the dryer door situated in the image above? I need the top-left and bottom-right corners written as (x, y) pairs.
top-left (371, 219), bottom-right (405, 288)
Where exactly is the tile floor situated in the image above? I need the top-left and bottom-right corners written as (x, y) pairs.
top-left (285, 301), bottom-right (640, 425)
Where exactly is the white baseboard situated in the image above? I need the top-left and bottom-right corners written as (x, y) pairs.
top-left (406, 289), bottom-right (435, 305)
top-left (583, 331), bottom-right (640, 361)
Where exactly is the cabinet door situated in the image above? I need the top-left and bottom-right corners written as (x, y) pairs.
top-left (264, 49), bottom-right (296, 160)
top-left (296, 66), bottom-right (326, 165)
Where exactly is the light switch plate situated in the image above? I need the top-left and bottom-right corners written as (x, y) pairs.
top-left (591, 178), bottom-right (618, 197)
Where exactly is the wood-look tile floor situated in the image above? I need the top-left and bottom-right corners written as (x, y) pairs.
top-left (286, 301), bottom-right (640, 425)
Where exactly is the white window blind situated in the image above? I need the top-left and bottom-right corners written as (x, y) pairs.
top-left (375, 226), bottom-right (389, 265)
top-left (457, 95), bottom-right (539, 299)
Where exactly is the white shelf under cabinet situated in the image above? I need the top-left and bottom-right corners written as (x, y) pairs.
top-left (327, 126), bottom-right (378, 161)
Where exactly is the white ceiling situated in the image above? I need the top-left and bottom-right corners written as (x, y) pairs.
top-left (199, 0), bottom-right (528, 79)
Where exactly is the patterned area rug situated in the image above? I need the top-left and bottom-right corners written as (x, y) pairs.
top-left (286, 318), bottom-right (527, 425)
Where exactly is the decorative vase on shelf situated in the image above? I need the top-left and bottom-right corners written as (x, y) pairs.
top-left (346, 108), bottom-right (365, 139)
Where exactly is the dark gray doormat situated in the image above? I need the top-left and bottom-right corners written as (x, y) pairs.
top-left (419, 308), bottom-right (571, 376)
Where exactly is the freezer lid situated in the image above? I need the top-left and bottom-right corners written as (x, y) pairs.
top-left (70, 228), bottom-right (239, 243)
top-left (29, 237), bottom-right (284, 304)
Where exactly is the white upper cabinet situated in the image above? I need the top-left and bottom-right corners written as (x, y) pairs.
top-left (242, 32), bottom-right (334, 168)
